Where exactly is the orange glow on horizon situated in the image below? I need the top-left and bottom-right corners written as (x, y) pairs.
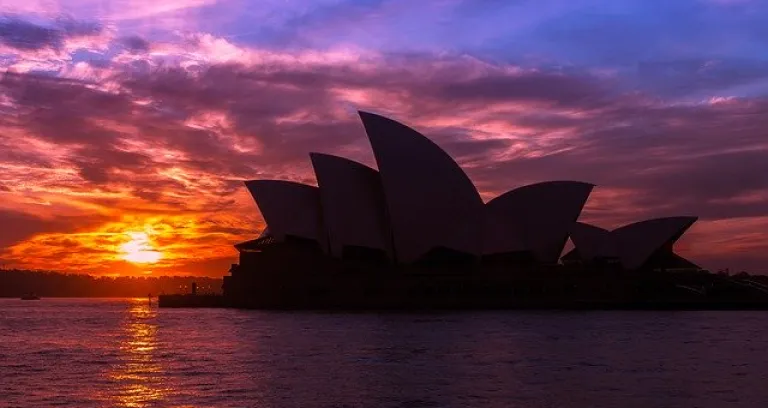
top-left (4, 213), bottom-right (249, 277)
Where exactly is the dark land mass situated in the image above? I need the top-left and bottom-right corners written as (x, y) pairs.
top-left (0, 269), bottom-right (222, 298)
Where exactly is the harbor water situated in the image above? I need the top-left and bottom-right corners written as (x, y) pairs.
top-left (1, 298), bottom-right (767, 407)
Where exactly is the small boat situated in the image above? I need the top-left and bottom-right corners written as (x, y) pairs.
top-left (20, 293), bottom-right (41, 300)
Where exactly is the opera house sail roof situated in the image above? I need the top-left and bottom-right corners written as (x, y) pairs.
top-left (245, 180), bottom-right (327, 249)
top-left (566, 217), bottom-right (699, 270)
top-left (358, 111), bottom-right (485, 263)
top-left (484, 181), bottom-right (594, 264)
top-left (310, 152), bottom-right (393, 260)
top-left (242, 111), bottom-right (698, 272)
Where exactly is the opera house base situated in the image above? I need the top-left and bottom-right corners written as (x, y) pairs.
top-left (158, 296), bottom-right (768, 311)
top-left (204, 244), bottom-right (768, 311)
top-left (160, 271), bottom-right (768, 311)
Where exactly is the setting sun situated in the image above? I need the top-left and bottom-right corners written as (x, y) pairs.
top-left (120, 232), bottom-right (162, 264)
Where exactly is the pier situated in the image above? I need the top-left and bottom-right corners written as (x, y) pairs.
top-left (158, 294), bottom-right (226, 308)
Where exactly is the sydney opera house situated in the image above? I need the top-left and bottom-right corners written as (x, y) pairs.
top-left (222, 112), bottom-right (722, 309)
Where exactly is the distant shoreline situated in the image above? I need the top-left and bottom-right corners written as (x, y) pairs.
top-left (0, 269), bottom-right (222, 298)
top-left (1, 296), bottom-right (163, 299)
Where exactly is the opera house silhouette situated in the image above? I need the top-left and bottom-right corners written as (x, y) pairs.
top-left (222, 111), bottom-right (710, 309)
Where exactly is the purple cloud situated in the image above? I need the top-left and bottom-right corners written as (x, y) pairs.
top-left (2, 1), bottom-right (768, 274)
top-left (0, 16), bottom-right (102, 51)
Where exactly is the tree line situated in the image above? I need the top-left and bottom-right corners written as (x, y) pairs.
top-left (0, 269), bottom-right (222, 298)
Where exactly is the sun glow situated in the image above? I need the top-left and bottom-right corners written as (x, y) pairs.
top-left (120, 232), bottom-right (162, 264)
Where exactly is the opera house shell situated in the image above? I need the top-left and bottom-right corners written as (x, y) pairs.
top-left (563, 217), bottom-right (700, 271)
top-left (233, 111), bottom-right (698, 274)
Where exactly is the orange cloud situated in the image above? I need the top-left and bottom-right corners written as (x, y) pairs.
top-left (5, 213), bottom-right (256, 275)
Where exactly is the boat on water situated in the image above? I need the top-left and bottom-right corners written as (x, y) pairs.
top-left (20, 293), bottom-right (41, 300)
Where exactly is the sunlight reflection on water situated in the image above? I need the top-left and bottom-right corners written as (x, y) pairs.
top-left (108, 299), bottom-right (169, 408)
top-left (2, 298), bottom-right (768, 408)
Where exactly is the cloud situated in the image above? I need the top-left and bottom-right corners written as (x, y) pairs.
top-left (1, 23), bottom-right (768, 274)
top-left (3, 213), bottom-right (249, 275)
top-left (120, 35), bottom-right (151, 53)
top-left (0, 15), bottom-right (103, 52)
top-left (0, 18), bottom-right (62, 51)
top-left (469, 96), bottom-right (768, 221)
top-left (635, 59), bottom-right (768, 97)
top-left (0, 209), bottom-right (108, 249)
top-left (4, 51), bottom-right (767, 212)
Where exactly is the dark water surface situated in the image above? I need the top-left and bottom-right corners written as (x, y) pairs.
top-left (1, 298), bottom-right (767, 407)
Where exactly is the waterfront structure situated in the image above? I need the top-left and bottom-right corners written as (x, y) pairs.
top-left (243, 112), bottom-right (624, 265)
top-left (223, 111), bottom-right (702, 308)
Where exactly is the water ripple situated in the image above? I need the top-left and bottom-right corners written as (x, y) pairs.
top-left (2, 299), bottom-right (768, 407)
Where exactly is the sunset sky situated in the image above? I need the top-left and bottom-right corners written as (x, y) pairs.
top-left (1, 0), bottom-right (767, 276)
